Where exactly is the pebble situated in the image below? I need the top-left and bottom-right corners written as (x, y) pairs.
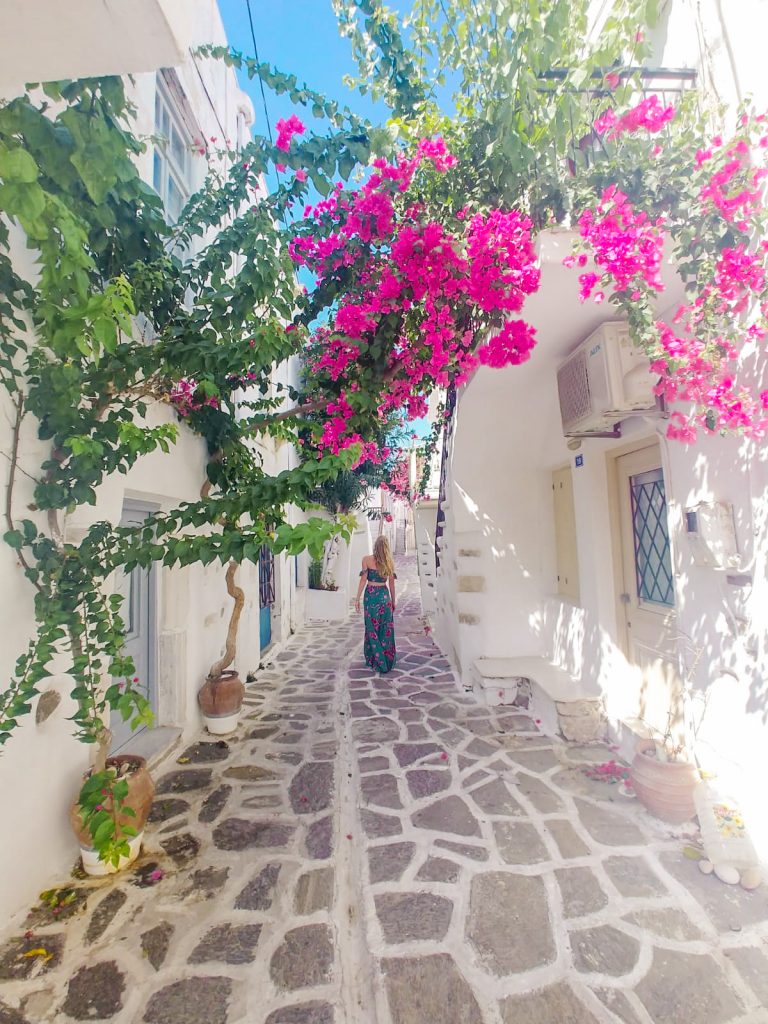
top-left (714, 864), bottom-right (740, 885)
top-left (698, 859), bottom-right (714, 875)
top-left (739, 867), bottom-right (762, 891)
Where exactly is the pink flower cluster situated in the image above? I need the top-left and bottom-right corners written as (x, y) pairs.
top-left (569, 101), bottom-right (768, 441)
top-left (290, 138), bottom-right (540, 454)
top-left (477, 319), bottom-right (537, 367)
top-left (169, 378), bottom-right (218, 418)
top-left (575, 185), bottom-right (665, 299)
top-left (594, 95), bottom-right (675, 138)
top-left (275, 114), bottom-right (305, 152)
top-left (386, 457), bottom-right (412, 501)
top-left (698, 136), bottom-right (768, 227)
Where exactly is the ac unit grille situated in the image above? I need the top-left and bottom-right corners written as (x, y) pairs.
top-left (557, 350), bottom-right (591, 427)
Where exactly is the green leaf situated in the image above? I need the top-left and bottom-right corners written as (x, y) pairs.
top-left (0, 146), bottom-right (39, 183)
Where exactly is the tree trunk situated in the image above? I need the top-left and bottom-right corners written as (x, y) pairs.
top-left (208, 561), bottom-right (245, 680)
top-left (93, 728), bottom-right (111, 774)
top-left (322, 533), bottom-right (341, 588)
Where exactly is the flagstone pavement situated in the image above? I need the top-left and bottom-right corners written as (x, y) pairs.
top-left (2, 557), bottom-right (768, 1024)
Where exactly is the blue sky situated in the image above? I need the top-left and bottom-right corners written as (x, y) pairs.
top-left (218, 0), bottom-right (394, 132)
top-left (217, 1), bottom-right (432, 440)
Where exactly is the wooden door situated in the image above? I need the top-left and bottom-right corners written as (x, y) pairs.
top-left (616, 445), bottom-right (683, 740)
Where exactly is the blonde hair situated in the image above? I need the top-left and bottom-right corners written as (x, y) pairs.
top-left (373, 535), bottom-right (395, 579)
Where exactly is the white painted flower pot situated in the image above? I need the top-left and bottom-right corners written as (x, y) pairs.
top-left (202, 710), bottom-right (241, 735)
top-left (80, 831), bottom-right (144, 877)
top-left (306, 587), bottom-right (349, 621)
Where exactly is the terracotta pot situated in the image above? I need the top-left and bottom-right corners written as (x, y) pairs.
top-left (198, 670), bottom-right (245, 735)
top-left (630, 739), bottom-right (699, 824)
top-left (70, 755), bottom-right (155, 874)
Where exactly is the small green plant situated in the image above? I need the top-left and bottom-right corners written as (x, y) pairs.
top-left (308, 558), bottom-right (324, 590)
top-left (77, 765), bottom-right (138, 867)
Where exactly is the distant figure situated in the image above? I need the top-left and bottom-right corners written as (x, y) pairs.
top-left (354, 535), bottom-right (397, 674)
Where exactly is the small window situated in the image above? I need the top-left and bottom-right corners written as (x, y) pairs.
top-left (153, 79), bottom-right (193, 222)
top-left (629, 468), bottom-right (674, 608)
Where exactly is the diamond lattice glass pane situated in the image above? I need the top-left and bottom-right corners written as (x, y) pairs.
top-left (630, 470), bottom-right (674, 607)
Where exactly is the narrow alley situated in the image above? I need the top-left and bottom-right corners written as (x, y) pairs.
top-left (1, 558), bottom-right (768, 1024)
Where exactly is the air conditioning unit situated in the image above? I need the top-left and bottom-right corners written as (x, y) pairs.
top-left (557, 321), bottom-right (657, 436)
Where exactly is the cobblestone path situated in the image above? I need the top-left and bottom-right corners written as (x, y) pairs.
top-left (2, 557), bottom-right (768, 1024)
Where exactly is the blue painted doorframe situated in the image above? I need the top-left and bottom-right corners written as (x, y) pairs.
top-left (258, 546), bottom-right (275, 650)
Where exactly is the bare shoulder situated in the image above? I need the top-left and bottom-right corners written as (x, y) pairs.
top-left (361, 555), bottom-right (374, 567)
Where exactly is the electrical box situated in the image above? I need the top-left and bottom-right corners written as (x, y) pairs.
top-left (684, 501), bottom-right (739, 569)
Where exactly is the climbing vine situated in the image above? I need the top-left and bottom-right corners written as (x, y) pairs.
top-left (0, 70), bottom-right (374, 861)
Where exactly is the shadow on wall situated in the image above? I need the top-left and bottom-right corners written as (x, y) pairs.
top-left (453, 481), bottom-right (535, 577)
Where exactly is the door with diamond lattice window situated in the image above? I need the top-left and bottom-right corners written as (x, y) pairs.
top-left (616, 445), bottom-right (683, 738)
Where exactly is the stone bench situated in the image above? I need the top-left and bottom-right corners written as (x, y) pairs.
top-left (471, 656), bottom-right (605, 743)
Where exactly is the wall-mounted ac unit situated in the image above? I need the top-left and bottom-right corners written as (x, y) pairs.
top-left (556, 321), bottom-right (657, 436)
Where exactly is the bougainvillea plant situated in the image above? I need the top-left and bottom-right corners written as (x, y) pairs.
top-left (0, 69), bottom-right (374, 863)
top-left (288, 138), bottom-right (541, 457)
top-left (568, 98), bottom-right (768, 441)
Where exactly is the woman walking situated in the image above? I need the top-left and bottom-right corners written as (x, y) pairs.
top-left (355, 535), bottom-right (397, 674)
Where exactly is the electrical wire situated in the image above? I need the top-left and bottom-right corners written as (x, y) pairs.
top-left (189, 48), bottom-right (229, 144)
top-left (245, 0), bottom-right (276, 149)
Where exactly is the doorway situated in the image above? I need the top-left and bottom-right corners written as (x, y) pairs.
top-left (110, 502), bottom-right (158, 752)
top-left (615, 444), bottom-right (683, 739)
top-left (259, 545), bottom-right (275, 650)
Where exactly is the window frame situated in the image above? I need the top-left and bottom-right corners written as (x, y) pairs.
top-left (153, 77), bottom-right (193, 223)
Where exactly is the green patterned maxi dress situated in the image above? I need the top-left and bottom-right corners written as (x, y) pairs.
top-left (362, 568), bottom-right (397, 673)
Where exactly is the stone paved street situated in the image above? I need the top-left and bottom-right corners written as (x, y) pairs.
top-left (2, 557), bottom-right (768, 1023)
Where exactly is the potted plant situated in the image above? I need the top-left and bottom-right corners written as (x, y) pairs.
top-left (306, 556), bottom-right (349, 621)
top-left (70, 753), bottom-right (155, 876)
top-left (630, 712), bottom-right (700, 824)
top-left (198, 560), bottom-right (246, 734)
top-left (63, 665), bottom-right (155, 876)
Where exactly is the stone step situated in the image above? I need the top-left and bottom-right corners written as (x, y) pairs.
top-left (457, 575), bottom-right (485, 594)
top-left (471, 656), bottom-right (604, 742)
top-left (458, 612), bottom-right (480, 625)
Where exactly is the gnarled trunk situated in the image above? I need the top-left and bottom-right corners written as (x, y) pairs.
top-left (208, 560), bottom-right (245, 680)
top-left (322, 533), bottom-right (341, 588)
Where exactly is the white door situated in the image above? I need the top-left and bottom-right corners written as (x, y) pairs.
top-left (616, 445), bottom-right (683, 740)
top-left (110, 503), bottom-right (157, 752)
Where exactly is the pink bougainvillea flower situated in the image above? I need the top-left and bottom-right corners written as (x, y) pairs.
top-left (295, 168), bottom-right (308, 182)
top-left (275, 114), bottom-right (305, 152)
top-left (595, 95), bottom-right (674, 139)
